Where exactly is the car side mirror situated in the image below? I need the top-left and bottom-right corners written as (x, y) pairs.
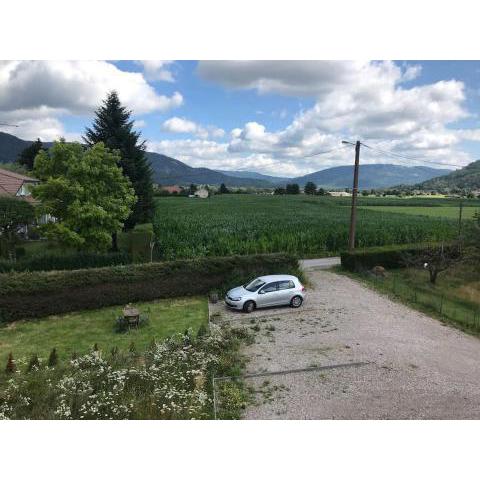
top-left (258, 290), bottom-right (265, 294)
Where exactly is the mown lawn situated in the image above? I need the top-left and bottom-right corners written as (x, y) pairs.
top-left (0, 296), bottom-right (208, 364)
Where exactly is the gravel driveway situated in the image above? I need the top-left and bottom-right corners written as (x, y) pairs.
top-left (211, 268), bottom-right (480, 419)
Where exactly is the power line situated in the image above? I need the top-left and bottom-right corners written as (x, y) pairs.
top-left (360, 142), bottom-right (463, 168)
top-left (304, 144), bottom-right (350, 158)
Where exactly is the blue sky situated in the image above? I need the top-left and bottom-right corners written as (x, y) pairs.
top-left (1, 60), bottom-right (480, 175)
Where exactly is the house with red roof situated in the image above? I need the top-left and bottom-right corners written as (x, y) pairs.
top-left (0, 167), bottom-right (39, 202)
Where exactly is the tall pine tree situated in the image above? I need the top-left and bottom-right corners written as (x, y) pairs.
top-left (83, 91), bottom-right (155, 234)
top-left (17, 138), bottom-right (45, 170)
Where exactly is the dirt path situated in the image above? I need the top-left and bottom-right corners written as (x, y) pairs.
top-left (211, 270), bottom-right (480, 419)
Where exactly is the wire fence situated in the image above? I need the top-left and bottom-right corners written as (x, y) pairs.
top-left (365, 272), bottom-right (480, 335)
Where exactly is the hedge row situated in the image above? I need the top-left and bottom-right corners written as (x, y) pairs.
top-left (0, 251), bottom-right (132, 273)
top-left (0, 253), bottom-right (299, 322)
top-left (340, 243), bottom-right (444, 271)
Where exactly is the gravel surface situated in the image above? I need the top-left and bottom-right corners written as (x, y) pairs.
top-left (299, 257), bottom-right (340, 269)
top-left (211, 269), bottom-right (480, 419)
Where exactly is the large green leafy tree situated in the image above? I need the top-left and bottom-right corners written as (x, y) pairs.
top-left (83, 91), bottom-right (155, 231)
top-left (304, 181), bottom-right (317, 195)
top-left (32, 141), bottom-right (136, 252)
top-left (0, 197), bottom-right (35, 259)
top-left (17, 138), bottom-right (45, 170)
top-left (286, 183), bottom-right (300, 194)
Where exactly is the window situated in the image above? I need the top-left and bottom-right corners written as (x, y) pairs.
top-left (278, 280), bottom-right (295, 290)
top-left (260, 282), bottom-right (278, 293)
top-left (244, 278), bottom-right (266, 292)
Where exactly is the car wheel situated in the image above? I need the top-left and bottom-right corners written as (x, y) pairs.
top-left (290, 296), bottom-right (303, 308)
top-left (243, 300), bottom-right (255, 313)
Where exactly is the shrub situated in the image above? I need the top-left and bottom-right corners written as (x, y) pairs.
top-left (47, 348), bottom-right (58, 367)
top-left (340, 243), bottom-right (450, 271)
top-left (27, 354), bottom-right (40, 373)
top-left (0, 253), bottom-right (299, 322)
top-left (0, 251), bottom-right (131, 273)
top-left (5, 353), bottom-right (16, 374)
top-left (118, 223), bottom-right (155, 263)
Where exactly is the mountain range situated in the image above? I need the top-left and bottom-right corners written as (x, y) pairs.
top-left (0, 131), bottom-right (456, 189)
top-left (293, 164), bottom-right (451, 189)
top-left (413, 160), bottom-right (480, 191)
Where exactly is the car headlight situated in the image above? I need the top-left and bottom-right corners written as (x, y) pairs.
top-left (230, 297), bottom-right (242, 302)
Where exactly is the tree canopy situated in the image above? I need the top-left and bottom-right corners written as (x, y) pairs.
top-left (32, 141), bottom-right (136, 252)
top-left (17, 138), bottom-right (45, 170)
top-left (304, 181), bottom-right (317, 195)
top-left (286, 183), bottom-right (300, 194)
top-left (83, 91), bottom-right (154, 229)
top-left (0, 197), bottom-right (35, 258)
top-left (219, 183), bottom-right (230, 194)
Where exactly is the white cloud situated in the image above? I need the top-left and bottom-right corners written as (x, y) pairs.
top-left (162, 116), bottom-right (225, 139)
top-left (0, 61), bottom-right (183, 117)
top-left (1, 118), bottom-right (82, 143)
top-left (133, 119), bottom-right (147, 129)
top-left (198, 60), bottom-right (418, 98)
top-left (148, 138), bottom-right (305, 176)
top-left (137, 61), bottom-right (175, 82)
top-left (194, 61), bottom-right (472, 172)
top-left (0, 60), bottom-right (183, 141)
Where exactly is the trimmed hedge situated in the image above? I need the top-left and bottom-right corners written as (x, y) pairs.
top-left (0, 253), bottom-right (299, 322)
top-left (340, 243), bottom-right (445, 271)
top-left (0, 251), bottom-right (132, 273)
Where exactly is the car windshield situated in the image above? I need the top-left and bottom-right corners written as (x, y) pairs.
top-left (244, 278), bottom-right (266, 292)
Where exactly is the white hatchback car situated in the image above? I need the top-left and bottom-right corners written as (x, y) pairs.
top-left (225, 274), bottom-right (306, 313)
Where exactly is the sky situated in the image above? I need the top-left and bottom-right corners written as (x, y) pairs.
top-left (1, 60), bottom-right (480, 176)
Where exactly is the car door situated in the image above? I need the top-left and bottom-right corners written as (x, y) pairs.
top-left (276, 280), bottom-right (295, 305)
top-left (257, 282), bottom-right (279, 307)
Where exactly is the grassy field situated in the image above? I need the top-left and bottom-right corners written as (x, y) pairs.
top-left (0, 296), bottom-right (208, 363)
top-left (362, 205), bottom-right (480, 220)
top-left (153, 195), bottom-right (467, 259)
top-left (345, 261), bottom-right (480, 335)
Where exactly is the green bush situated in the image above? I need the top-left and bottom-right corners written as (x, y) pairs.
top-left (0, 253), bottom-right (299, 322)
top-left (118, 223), bottom-right (155, 263)
top-left (340, 243), bottom-right (447, 271)
top-left (0, 251), bottom-right (131, 273)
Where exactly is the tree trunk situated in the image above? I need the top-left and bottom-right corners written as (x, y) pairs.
top-left (111, 232), bottom-right (118, 252)
top-left (429, 268), bottom-right (438, 284)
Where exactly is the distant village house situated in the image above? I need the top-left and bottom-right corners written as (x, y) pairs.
top-left (0, 167), bottom-right (39, 201)
top-left (0, 167), bottom-right (54, 228)
top-left (193, 187), bottom-right (209, 198)
top-left (328, 191), bottom-right (352, 197)
top-left (160, 185), bottom-right (182, 194)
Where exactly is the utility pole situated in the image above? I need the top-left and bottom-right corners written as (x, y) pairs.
top-left (343, 140), bottom-right (361, 250)
top-left (458, 199), bottom-right (464, 238)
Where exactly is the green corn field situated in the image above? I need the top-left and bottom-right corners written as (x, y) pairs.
top-left (153, 195), bottom-right (471, 260)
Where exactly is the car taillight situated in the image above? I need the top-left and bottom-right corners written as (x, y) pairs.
top-left (301, 286), bottom-right (306, 292)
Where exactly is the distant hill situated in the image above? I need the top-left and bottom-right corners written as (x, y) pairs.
top-left (0, 132), bottom-right (272, 187)
top-left (413, 160), bottom-right (480, 191)
top-left (0, 132), bottom-right (33, 163)
top-left (292, 164), bottom-right (451, 189)
top-left (145, 152), bottom-right (271, 187)
top-left (0, 132), bottom-right (54, 164)
top-left (215, 169), bottom-right (290, 185)
top-left (0, 132), bottom-right (454, 189)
